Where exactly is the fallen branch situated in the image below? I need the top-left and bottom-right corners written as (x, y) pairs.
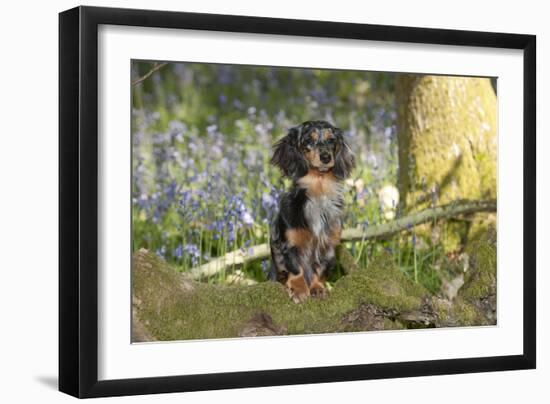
top-left (132, 62), bottom-right (168, 86)
top-left (342, 199), bottom-right (496, 242)
top-left (188, 199), bottom-right (496, 280)
top-left (187, 244), bottom-right (270, 279)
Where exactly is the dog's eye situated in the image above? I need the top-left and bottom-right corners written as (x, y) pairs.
top-left (326, 138), bottom-right (335, 145)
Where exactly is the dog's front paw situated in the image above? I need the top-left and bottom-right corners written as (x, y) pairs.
top-left (309, 273), bottom-right (328, 299)
top-left (310, 283), bottom-right (327, 299)
top-left (289, 287), bottom-right (310, 303)
top-left (286, 272), bottom-right (310, 303)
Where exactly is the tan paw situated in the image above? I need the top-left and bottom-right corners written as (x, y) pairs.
top-left (309, 272), bottom-right (328, 299)
top-left (286, 270), bottom-right (310, 303)
top-left (289, 287), bottom-right (310, 303)
top-left (310, 283), bottom-right (328, 299)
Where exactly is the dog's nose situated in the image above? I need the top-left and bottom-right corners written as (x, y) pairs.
top-left (320, 152), bottom-right (332, 164)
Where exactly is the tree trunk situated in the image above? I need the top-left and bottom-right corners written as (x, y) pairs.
top-left (396, 75), bottom-right (497, 250)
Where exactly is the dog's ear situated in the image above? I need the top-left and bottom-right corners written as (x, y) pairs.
top-left (333, 128), bottom-right (355, 179)
top-left (270, 126), bottom-right (309, 178)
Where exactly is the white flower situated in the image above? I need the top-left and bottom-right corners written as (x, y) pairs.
top-left (241, 211), bottom-right (254, 226)
top-left (378, 184), bottom-right (399, 220)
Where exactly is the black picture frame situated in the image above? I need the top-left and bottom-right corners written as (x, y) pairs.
top-left (59, 5), bottom-right (536, 398)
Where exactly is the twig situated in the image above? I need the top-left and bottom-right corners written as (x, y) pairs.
top-left (187, 199), bottom-right (496, 280)
top-left (132, 62), bottom-right (168, 86)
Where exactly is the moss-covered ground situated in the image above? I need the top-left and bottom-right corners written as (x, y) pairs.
top-left (133, 227), bottom-right (496, 341)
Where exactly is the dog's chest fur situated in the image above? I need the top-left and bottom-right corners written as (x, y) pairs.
top-left (299, 172), bottom-right (343, 242)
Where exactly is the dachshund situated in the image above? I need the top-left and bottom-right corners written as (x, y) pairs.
top-left (269, 120), bottom-right (355, 303)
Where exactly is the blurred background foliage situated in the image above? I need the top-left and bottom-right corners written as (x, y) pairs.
top-left (131, 61), bottom-right (467, 293)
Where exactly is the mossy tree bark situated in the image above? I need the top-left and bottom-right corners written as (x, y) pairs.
top-left (396, 75), bottom-right (497, 250)
top-left (132, 229), bottom-right (496, 342)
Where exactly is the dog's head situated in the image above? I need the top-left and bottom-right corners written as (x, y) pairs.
top-left (271, 120), bottom-right (355, 180)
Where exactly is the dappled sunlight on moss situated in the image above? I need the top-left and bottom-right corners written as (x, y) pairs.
top-left (133, 224), bottom-right (497, 341)
top-left (133, 248), bottom-right (431, 340)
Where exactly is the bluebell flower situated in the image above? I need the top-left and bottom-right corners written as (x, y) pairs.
top-left (173, 244), bottom-right (183, 259)
top-left (155, 245), bottom-right (166, 258)
top-left (232, 98), bottom-right (243, 110)
top-left (183, 243), bottom-right (201, 266)
top-left (261, 193), bottom-right (277, 216)
top-left (168, 121), bottom-right (187, 143)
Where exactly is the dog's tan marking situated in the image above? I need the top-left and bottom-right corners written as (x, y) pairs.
top-left (329, 224), bottom-right (342, 245)
top-left (304, 149), bottom-right (319, 166)
top-left (322, 129), bottom-right (334, 140)
top-left (285, 267), bottom-right (310, 303)
top-left (310, 130), bottom-right (319, 141)
top-left (309, 272), bottom-right (327, 298)
top-left (285, 228), bottom-right (312, 248)
top-left (298, 170), bottom-right (339, 198)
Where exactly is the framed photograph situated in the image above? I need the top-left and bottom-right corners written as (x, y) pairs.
top-left (59, 6), bottom-right (536, 398)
